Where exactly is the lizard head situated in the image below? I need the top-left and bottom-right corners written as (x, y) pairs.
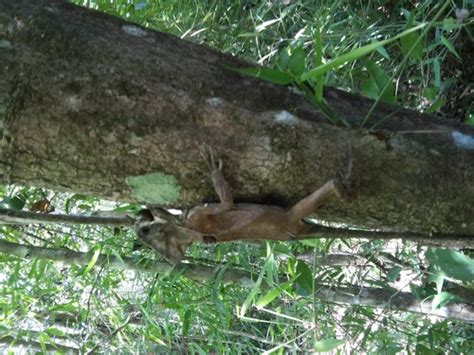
top-left (134, 208), bottom-right (192, 264)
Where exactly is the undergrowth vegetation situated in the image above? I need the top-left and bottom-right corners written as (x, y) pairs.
top-left (79, 0), bottom-right (473, 124)
top-left (1, 1), bottom-right (473, 353)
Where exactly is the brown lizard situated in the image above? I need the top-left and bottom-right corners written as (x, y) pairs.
top-left (135, 149), bottom-right (355, 264)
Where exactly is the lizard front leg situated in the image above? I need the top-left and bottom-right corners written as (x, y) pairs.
top-left (201, 147), bottom-right (234, 212)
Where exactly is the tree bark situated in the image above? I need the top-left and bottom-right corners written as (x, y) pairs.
top-left (1, 0), bottom-right (473, 238)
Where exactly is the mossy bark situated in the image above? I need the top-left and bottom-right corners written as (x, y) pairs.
top-left (1, 0), bottom-right (473, 237)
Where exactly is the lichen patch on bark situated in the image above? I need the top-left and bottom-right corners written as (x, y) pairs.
top-left (122, 25), bottom-right (147, 37)
top-left (126, 173), bottom-right (181, 205)
top-left (452, 131), bottom-right (474, 150)
top-left (273, 110), bottom-right (299, 125)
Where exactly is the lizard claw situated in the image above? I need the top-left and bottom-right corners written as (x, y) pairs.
top-left (336, 145), bottom-right (357, 203)
top-left (199, 144), bottom-right (222, 173)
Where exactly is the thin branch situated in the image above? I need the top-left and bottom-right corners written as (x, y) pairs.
top-left (293, 252), bottom-right (365, 267)
top-left (0, 208), bottom-right (134, 226)
top-left (316, 286), bottom-right (474, 323)
top-left (85, 315), bottom-right (134, 355)
top-left (2, 208), bottom-right (472, 249)
top-left (0, 239), bottom-right (257, 287)
top-left (303, 224), bottom-right (474, 249)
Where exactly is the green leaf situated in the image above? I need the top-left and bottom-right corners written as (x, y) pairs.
top-left (134, 0), bottom-right (147, 10)
top-left (433, 58), bottom-right (441, 88)
top-left (256, 18), bottom-right (282, 32)
top-left (299, 239), bottom-right (320, 247)
top-left (140, 304), bottom-right (162, 331)
top-left (49, 301), bottom-right (79, 313)
top-left (365, 60), bottom-right (392, 94)
top-left (240, 257), bottom-right (269, 317)
top-left (181, 309), bottom-right (191, 336)
top-left (65, 197), bottom-right (72, 213)
top-left (387, 266), bottom-right (402, 282)
top-left (314, 338), bottom-right (345, 352)
top-left (465, 112), bottom-right (474, 127)
top-left (440, 36), bottom-right (461, 60)
top-left (212, 267), bottom-right (230, 322)
top-left (236, 32), bottom-right (259, 38)
top-left (376, 46), bottom-right (390, 59)
top-left (277, 49), bottom-right (290, 70)
top-left (47, 327), bottom-right (66, 337)
top-left (425, 98), bottom-right (445, 113)
top-left (256, 281), bottom-right (292, 308)
top-left (109, 247), bottom-right (125, 264)
top-left (255, 287), bottom-right (283, 309)
top-left (301, 23), bottom-right (426, 81)
top-left (149, 335), bottom-right (166, 346)
top-left (443, 18), bottom-right (460, 31)
top-left (237, 67), bottom-right (294, 85)
top-left (426, 248), bottom-right (474, 282)
top-left (400, 12), bottom-right (423, 61)
top-left (272, 244), bottom-right (293, 258)
top-left (113, 204), bottom-right (141, 213)
top-left (240, 284), bottom-right (259, 317)
top-left (83, 248), bottom-right (102, 275)
top-left (38, 333), bottom-right (54, 352)
top-left (295, 261), bottom-right (313, 294)
top-left (29, 259), bottom-right (48, 281)
top-left (430, 271), bottom-right (445, 293)
top-left (70, 193), bottom-right (93, 202)
top-left (416, 344), bottom-right (434, 354)
top-left (313, 24), bottom-right (324, 101)
top-left (401, 8), bottom-right (411, 20)
top-left (288, 46), bottom-right (306, 76)
top-left (361, 60), bottom-right (396, 103)
top-left (361, 77), bottom-right (379, 99)
top-left (423, 87), bottom-right (438, 100)
top-left (432, 292), bottom-right (456, 310)
top-left (8, 196), bottom-right (25, 210)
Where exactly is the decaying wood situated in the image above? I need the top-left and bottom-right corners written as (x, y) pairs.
top-left (1, 0), bottom-right (473, 239)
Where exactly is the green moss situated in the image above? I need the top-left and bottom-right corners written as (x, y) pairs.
top-left (126, 172), bottom-right (181, 205)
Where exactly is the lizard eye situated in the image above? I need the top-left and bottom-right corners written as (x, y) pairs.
top-left (137, 209), bottom-right (154, 222)
top-left (140, 226), bottom-right (151, 236)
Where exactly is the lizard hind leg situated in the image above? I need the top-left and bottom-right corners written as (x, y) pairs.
top-left (286, 152), bottom-right (356, 225)
top-left (286, 179), bottom-right (342, 225)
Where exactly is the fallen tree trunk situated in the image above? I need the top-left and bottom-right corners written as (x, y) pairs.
top-left (1, 0), bottom-right (473, 238)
